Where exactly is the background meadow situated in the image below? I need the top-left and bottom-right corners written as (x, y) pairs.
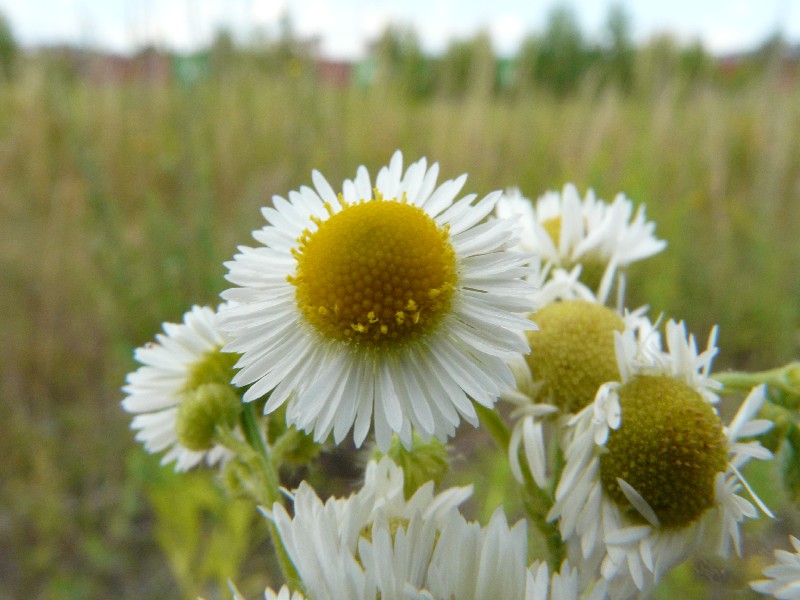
top-left (1, 7), bottom-right (799, 599)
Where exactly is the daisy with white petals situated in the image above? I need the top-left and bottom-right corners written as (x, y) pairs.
top-left (423, 509), bottom-right (529, 600)
top-left (122, 305), bottom-right (240, 471)
top-left (265, 456), bottom-right (581, 600)
top-left (549, 320), bottom-right (774, 598)
top-left (503, 282), bottom-right (650, 488)
top-left (221, 151), bottom-right (535, 451)
top-left (495, 184), bottom-right (665, 302)
top-left (751, 535), bottom-right (800, 599)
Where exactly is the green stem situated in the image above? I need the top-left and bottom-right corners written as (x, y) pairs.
top-left (714, 370), bottom-right (773, 393)
top-left (715, 362), bottom-right (800, 398)
top-left (241, 404), bottom-right (280, 502)
top-left (270, 427), bottom-right (306, 465)
top-left (548, 443), bottom-right (564, 503)
top-left (476, 403), bottom-right (565, 569)
top-left (521, 468), bottom-right (565, 571)
top-left (239, 404), bottom-right (300, 588)
top-left (475, 403), bottom-right (511, 452)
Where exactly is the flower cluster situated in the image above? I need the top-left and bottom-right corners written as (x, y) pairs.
top-left (260, 456), bottom-right (578, 600)
top-left (122, 151), bottom-right (791, 599)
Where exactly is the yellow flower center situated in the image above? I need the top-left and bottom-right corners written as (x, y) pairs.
top-left (526, 300), bottom-right (623, 413)
top-left (289, 195), bottom-right (458, 348)
top-left (599, 375), bottom-right (728, 529)
top-left (541, 216), bottom-right (562, 248)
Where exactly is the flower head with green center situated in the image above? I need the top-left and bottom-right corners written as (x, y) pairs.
top-left (121, 305), bottom-right (242, 471)
top-left (221, 151), bottom-right (535, 451)
top-left (496, 184), bottom-right (666, 302)
top-left (549, 319), bottom-right (774, 599)
top-left (502, 282), bottom-right (650, 487)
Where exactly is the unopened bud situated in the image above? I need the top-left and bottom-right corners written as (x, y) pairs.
top-left (176, 383), bottom-right (242, 451)
top-left (373, 433), bottom-right (449, 499)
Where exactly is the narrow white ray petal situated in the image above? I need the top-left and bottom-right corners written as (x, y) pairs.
top-left (729, 462), bottom-right (774, 518)
top-left (617, 478), bottom-right (660, 527)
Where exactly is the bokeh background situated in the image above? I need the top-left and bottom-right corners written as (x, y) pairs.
top-left (1, 1), bottom-right (799, 598)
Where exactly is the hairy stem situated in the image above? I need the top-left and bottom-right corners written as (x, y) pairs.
top-left (476, 403), bottom-right (565, 569)
top-left (240, 403), bottom-right (301, 588)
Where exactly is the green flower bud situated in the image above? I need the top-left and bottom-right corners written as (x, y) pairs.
top-left (176, 383), bottom-right (242, 451)
top-left (526, 300), bottom-right (624, 413)
top-left (599, 375), bottom-right (728, 528)
top-left (372, 434), bottom-right (449, 499)
top-left (183, 348), bottom-right (240, 392)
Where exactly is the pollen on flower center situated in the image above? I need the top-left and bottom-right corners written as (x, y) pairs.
top-left (289, 195), bottom-right (458, 347)
top-left (599, 375), bottom-right (728, 529)
top-left (526, 300), bottom-right (623, 413)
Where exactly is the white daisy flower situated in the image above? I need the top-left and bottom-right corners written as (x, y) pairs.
top-left (264, 456), bottom-right (570, 600)
top-left (549, 320), bottom-right (774, 599)
top-left (503, 287), bottom-right (649, 487)
top-left (221, 150), bottom-right (535, 451)
top-left (423, 509), bottom-right (529, 600)
top-left (121, 305), bottom-right (241, 471)
top-left (495, 184), bottom-right (665, 302)
top-left (751, 535), bottom-right (800, 599)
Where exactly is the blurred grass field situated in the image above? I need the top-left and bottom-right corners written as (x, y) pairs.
top-left (1, 32), bottom-right (800, 599)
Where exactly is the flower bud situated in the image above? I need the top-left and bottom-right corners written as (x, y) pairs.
top-left (176, 383), bottom-right (242, 451)
top-left (373, 434), bottom-right (449, 499)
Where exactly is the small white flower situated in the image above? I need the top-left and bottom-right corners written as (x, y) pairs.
top-left (121, 305), bottom-right (237, 471)
top-left (549, 318), bottom-right (774, 599)
top-left (425, 509), bottom-right (529, 600)
top-left (221, 151), bottom-right (535, 451)
top-left (264, 457), bottom-right (471, 600)
top-left (503, 291), bottom-right (649, 487)
top-left (496, 184), bottom-right (665, 302)
top-left (751, 535), bottom-right (800, 599)
top-left (264, 456), bottom-right (565, 600)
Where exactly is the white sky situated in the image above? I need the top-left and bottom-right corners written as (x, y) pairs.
top-left (0, 0), bottom-right (796, 58)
